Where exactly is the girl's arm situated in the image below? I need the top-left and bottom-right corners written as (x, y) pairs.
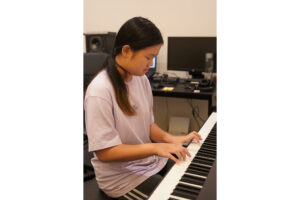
top-left (150, 123), bottom-right (201, 144)
top-left (95, 142), bottom-right (189, 163)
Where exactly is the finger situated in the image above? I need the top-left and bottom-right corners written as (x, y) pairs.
top-left (189, 132), bottom-right (199, 143)
top-left (192, 132), bottom-right (202, 142)
top-left (168, 153), bottom-right (179, 163)
top-left (175, 152), bottom-right (183, 161)
top-left (195, 132), bottom-right (202, 140)
top-left (184, 148), bottom-right (191, 158)
top-left (178, 150), bottom-right (186, 161)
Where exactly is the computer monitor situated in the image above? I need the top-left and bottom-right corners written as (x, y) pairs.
top-left (167, 37), bottom-right (216, 77)
top-left (145, 57), bottom-right (156, 78)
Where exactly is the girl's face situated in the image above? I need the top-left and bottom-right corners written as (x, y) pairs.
top-left (127, 44), bottom-right (162, 76)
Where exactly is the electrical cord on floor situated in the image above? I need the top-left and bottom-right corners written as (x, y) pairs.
top-left (187, 99), bottom-right (205, 130)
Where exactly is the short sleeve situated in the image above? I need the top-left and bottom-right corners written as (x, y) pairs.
top-left (84, 96), bottom-right (122, 152)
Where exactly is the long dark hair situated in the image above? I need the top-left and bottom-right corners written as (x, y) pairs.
top-left (103, 17), bottom-right (163, 115)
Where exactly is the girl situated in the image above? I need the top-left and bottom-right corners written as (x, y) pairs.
top-left (84, 16), bottom-right (201, 199)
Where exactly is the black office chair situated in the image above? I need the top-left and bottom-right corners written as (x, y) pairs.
top-left (84, 52), bottom-right (110, 90)
top-left (84, 52), bottom-right (117, 200)
top-left (84, 133), bottom-right (95, 182)
top-left (84, 178), bottom-right (118, 200)
top-left (84, 52), bottom-right (110, 181)
top-left (84, 134), bottom-right (117, 200)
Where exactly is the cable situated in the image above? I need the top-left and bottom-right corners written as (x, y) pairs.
top-left (186, 99), bottom-right (205, 130)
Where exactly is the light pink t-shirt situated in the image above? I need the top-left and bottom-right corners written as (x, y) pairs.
top-left (84, 69), bottom-right (168, 197)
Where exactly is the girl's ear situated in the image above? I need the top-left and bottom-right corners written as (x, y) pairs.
top-left (121, 45), bottom-right (133, 58)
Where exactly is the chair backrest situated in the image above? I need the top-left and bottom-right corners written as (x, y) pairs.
top-left (84, 52), bottom-right (109, 90)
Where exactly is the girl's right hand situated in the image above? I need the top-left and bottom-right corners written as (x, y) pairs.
top-left (153, 143), bottom-right (191, 163)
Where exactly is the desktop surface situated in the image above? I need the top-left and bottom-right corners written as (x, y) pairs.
top-left (150, 78), bottom-right (215, 97)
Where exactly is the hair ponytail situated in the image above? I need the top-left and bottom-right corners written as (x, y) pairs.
top-left (106, 57), bottom-right (136, 116)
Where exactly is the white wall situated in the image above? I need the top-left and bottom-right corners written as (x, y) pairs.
top-left (84, 0), bottom-right (216, 76)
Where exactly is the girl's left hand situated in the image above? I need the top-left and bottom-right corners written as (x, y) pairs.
top-left (170, 131), bottom-right (202, 145)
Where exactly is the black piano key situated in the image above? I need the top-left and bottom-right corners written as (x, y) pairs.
top-left (207, 136), bottom-right (215, 139)
top-left (194, 156), bottom-right (215, 163)
top-left (202, 144), bottom-right (216, 149)
top-left (201, 146), bottom-right (216, 152)
top-left (201, 145), bottom-right (216, 151)
top-left (199, 147), bottom-right (216, 154)
top-left (202, 141), bottom-right (216, 146)
top-left (205, 134), bottom-right (216, 139)
top-left (203, 142), bottom-right (216, 147)
top-left (174, 186), bottom-right (200, 197)
top-left (201, 142), bottom-right (217, 149)
top-left (204, 135), bottom-right (216, 139)
top-left (208, 131), bottom-right (216, 135)
top-left (186, 168), bottom-right (209, 177)
top-left (180, 175), bottom-right (206, 186)
top-left (179, 179), bottom-right (204, 188)
top-left (171, 189), bottom-right (198, 200)
top-left (202, 140), bottom-right (216, 145)
top-left (172, 188), bottom-right (199, 199)
top-left (201, 143), bottom-right (217, 149)
top-left (200, 147), bottom-right (216, 153)
top-left (198, 148), bottom-right (216, 155)
top-left (197, 153), bottom-right (215, 160)
top-left (197, 152), bottom-right (216, 158)
top-left (205, 139), bottom-right (216, 143)
top-left (194, 155), bottom-right (215, 161)
top-left (209, 131), bottom-right (216, 135)
top-left (192, 158), bottom-right (212, 166)
top-left (185, 168), bottom-right (209, 177)
top-left (202, 142), bottom-right (216, 146)
top-left (201, 143), bottom-right (216, 149)
top-left (189, 163), bottom-right (211, 171)
top-left (197, 151), bottom-right (216, 158)
top-left (192, 158), bottom-right (214, 166)
top-left (175, 183), bottom-right (201, 194)
top-left (168, 198), bottom-right (180, 200)
top-left (203, 138), bottom-right (216, 143)
top-left (204, 135), bottom-right (217, 142)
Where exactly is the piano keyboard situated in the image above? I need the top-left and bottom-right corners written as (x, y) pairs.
top-left (149, 112), bottom-right (217, 200)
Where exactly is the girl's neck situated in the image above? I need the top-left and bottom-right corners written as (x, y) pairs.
top-left (115, 56), bottom-right (132, 82)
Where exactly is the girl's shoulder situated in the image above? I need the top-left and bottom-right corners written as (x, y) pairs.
top-left (85, 70), bottom-right (113, 100)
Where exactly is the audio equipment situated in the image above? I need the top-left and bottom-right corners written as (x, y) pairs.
top-left (85, 32), bottom-right (116, 53)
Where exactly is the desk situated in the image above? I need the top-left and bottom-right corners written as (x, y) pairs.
top-left (150, 79), bottom-right (216, 114)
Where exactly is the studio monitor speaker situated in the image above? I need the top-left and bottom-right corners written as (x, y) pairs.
top-left (85, 32), bottom-right (116, 54)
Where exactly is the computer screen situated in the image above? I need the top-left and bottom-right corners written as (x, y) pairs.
top-left (149, 57), bottom-right (156, 69)
top-left (145, 57), bottom-right (156, 78)
top-left (167, 37), bottom-right (216, 73)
